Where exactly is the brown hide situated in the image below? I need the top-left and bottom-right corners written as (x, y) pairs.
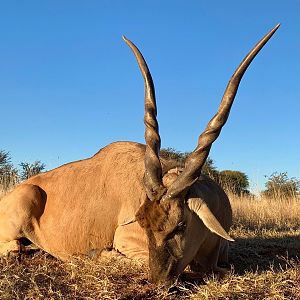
top-left (7, 142), bottom-right (148, 259)
top-left (134, 173), bottom-right (232, 283)
top-left (0, 141), bottom-right (231, 271)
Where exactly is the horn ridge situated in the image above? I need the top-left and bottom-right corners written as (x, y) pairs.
top-left (164, 24), bottom-right (280, 200)
top-left (123, 36), bottom-right (166, 201)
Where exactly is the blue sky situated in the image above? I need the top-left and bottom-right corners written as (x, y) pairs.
top-left (0, 1), bottom-right (299, 192)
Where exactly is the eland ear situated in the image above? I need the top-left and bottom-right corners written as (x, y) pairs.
top-left (188, 199), bottom-right (234, 242)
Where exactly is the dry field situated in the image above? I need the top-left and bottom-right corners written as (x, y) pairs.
top-left (0, 189), bottom-right (300, 299)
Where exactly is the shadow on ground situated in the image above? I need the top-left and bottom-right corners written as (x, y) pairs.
top-left (229, 234), bottom-right (300, 274)
top-left (17, 234), bottom-right (300, 277)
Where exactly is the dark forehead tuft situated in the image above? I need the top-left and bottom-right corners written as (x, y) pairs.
top-left (160, 158), bottom-right (184, 175)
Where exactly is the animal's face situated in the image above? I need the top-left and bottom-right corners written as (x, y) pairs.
top-left (135, 171), bottom-right (233, 284)
top-left (136, 197), bottom-right (189, 284)
top-left (136, 195), bottom-right (216, 285)
top-left (136, 172), bottom-right (206, 284)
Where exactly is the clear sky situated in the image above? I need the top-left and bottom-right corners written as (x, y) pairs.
top-left (0, 1), bottom-right (299, 192)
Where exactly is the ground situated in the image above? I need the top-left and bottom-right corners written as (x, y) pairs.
top-left (0, 193), bottom-right (300, 299)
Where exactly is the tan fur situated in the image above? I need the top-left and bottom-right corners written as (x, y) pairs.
top-left (0, 142), bottom-right (231, 279)
top-left (185, 177), bottom-right (232, 275)
top-left (0, 142), bottom-right (149, 260)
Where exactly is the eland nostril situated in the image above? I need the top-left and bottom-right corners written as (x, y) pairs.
top-left (149, 271), bottom-right (177, 287)
top-left (148, 252), bottom-right (179, 284)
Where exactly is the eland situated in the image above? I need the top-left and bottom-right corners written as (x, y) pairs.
top-left (0, 24), bottom-right (279, 284)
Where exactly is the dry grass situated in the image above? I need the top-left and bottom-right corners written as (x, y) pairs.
top-left (1, 189), bottom-right (300, 299)
top-left (0, 252), bottom-right (167, 300)
top-left (231, 193), bottom-right (300, 232)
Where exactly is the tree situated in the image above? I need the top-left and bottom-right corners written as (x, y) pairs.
top-left (263, 172), bottom-right (300, 199)
top-left (0, 150), bottom-right (47, 191)
top-left (19, 161), bottom-right (46, 180)
top-left (218, 170), bottom-right (249, 195)
top-left (160, 148), bottom-right (217, 179)
top-left (0, 150), bottom-right (11, 167)
top-left (160, 147), bottom-right (188, 165)
top-left (0, 150), bottom-right (19, 190)
top-left (202, 157), bottom-right (219, 181)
